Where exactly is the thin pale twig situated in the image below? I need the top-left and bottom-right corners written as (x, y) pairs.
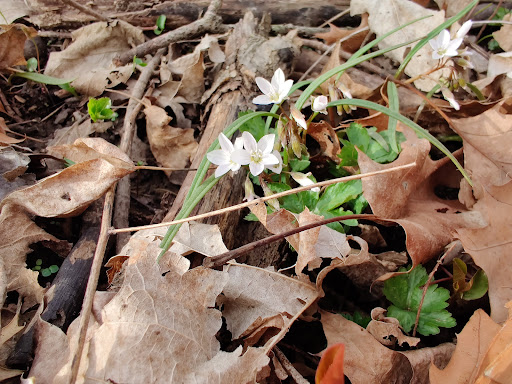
top-left (109, 162), bottom-right (416, 235)
top-left (61, 0), bottom-right (110, 22)
top-left (274, 347), bottom-right (310, 384)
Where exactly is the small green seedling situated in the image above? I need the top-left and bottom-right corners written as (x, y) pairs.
top-left (383, 265), bottom-right (456, 336)
top-left (154, 15), bottom-right (167, 35)
top-left (452, 258), bottom-right (488, 300)
top-left (32, 259), bottom-right (59, 277)
top-left (88, 97), bottom-right (118, 122)
top-left (32, 258), bottom-right (43, 271)
top-left (133, 56), bottom-right (147, 72)
top-left (26, 57), bottom-right (38, 72)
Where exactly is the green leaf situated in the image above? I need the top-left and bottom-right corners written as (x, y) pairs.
top-left (41, 268), bottom-right (51, 277)
top-left (488, 39), bottom-right (501, 51)
top-left (154, 15), bottom-right (167, 35)
top-left (133, 56), bottom-right (147, 67)
top-left (463, 270), bottom-right (489, 301)
top-left (289, 157), bottom-right (310, 172)
top-left (314, 179), bottom-right (362, 214)
top-left (36, 259), bottom-right (42, 266)
top-left (13, 71), bottom-right (74, 85)
top-left (338, 140), bottom-right (358, 166)
top-left (342, 311), bottom-right (371, 328)
top-left (383, 265), bottom-right (456, 336)
top-left (387, 81), bottom-right (400, 153)
top-left (346, 193), bottom-right (368, 215)
top-left (49, 265), bottom-right (59, 273)
top-left (238, 112), bottom-right (267, 140)
top-left (88, 97), bottom-right (118, 122)
top-left (346, 123), bottom-right (370, 152)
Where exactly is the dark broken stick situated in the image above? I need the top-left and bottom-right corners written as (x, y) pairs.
top-left (114, 0), bottom-right (224, 66)
top-left (203, 214), bottom-right (377, 268)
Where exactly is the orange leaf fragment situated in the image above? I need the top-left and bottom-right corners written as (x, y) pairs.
top-left (316, 343), bottom-right (345, 384)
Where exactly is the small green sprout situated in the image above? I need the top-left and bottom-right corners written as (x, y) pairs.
top-left (133, 56), bottom-right (147, 72)
top-left (26, 57), bottom-right (38, 72)
top-left (154, 15), bottom-right (167, 35)
top-left (88, 97), bottom-right (118, 122)
top-left (41, 265), bottom-right (59, 277)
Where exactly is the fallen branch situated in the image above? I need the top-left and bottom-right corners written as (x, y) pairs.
top-left (114, 0), bottom-right (224, 66)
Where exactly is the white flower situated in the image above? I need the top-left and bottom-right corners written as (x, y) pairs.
top-left (267, 150), bottom-right (283, 174)
top-left (290, 104), bottom-right (308, 129)
top-left (312, 95), bottom-right (328, 114)
top-left (207, 133), bottom-right (244, 178)
top-left (290, 171), bottom-right (320, 193)
top-left (232, 132), bottom-right (279, 176)
top-left (429, 29), bottom-right (462, 60)
top-left (455, 20), bottom-right (472, 40)
top-left (441, 88), bottom-right (460, 110)
top-left (253, 68), bottom-right (294, 105)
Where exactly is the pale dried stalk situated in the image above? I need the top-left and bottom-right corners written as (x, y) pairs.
top-left (274, 347), bottom-right (310, 384)
top-left (109, 162), bottom-right (416, 235)
top-left (61, 0), bottom-right (109, 21)
top-left (69, 186), bottom-right (115, 384)
top-left (114, 48), bottom-right (164, 252)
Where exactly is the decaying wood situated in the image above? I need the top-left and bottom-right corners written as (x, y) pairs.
top-left (25, 0), bottom-right (350, 30)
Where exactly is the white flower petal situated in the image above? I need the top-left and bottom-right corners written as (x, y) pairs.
top-left (218, 132), bottom-right (234, 152)
top-left (442, 88), bottom-right (460, 110)
top-left (249, 161), bottom-right (265, 176)
top-left (312, 95), bottom-right (328, 112)
top-left (257, 134), bottom-right (276, 154)
top-left (252, 95), bottom-right (272, 105)
top-left (207, 150), bottom-right (230, 165)
top-left (215, 163), bottom-right (232, 177)
top-left (262, 153), bottom-right (279, 166)
top-left (255, 77), bottom-right (273, 95)
top-left (230, 162), bottom-right (241, 172)
top-left (267, 150), bottom-right (283, 174)
top-left (280, 79), bottom-right (294, 97)
top-left (242, 131), bottom-right (258, 152)
top-left (439, 30), bottom-right (451, 49)
top-left (234, 137), bottom-right (244, 150)
top-left (231, 149), bottom-right (251, 165)
top-left (271, 68), bottom-right (285, 90)
top-left (456, 20), bottom-right (472, 40)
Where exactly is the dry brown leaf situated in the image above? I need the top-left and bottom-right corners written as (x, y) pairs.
top-left (358, 128), bottom-right (485, 265)
top-left (366, 307), bottom-right (420, 347)
top-left (0, 204), bottom-right (66, 309)
top-left (0, 117), bottom-right (25, 145)
top-left (169, 221), bottom-right (229, 257)
top-left (219, 262), bottom-right (319, 340)
top-left (37, 244), bottom-right (270, 384)
top-left (0, 303), bottom-right (27, 380)
top-left (433, 0), bottom-right (472, 17)
top-left (178, 51), bottom-right (205, 104)
top-left (456, 182), bottom-right (512, 323)
top-left (308, 121), bottom-right (341, 163)
top-left (493, 14), bottom-right (512, 52)
top-left (487, 52), bottom-right (512, 80)
top-left (0, 146), bottom-right (29, 182)
top-left (144, 105), bottom-right (198, 176)
top-left (0, 24), bottom-right (36, 69)
top-left (48, 119), bottom-right (113, 147)
top-left (44, 21), bottom-right (144, 96)
top-left (0, 0), bottom-right (30, 24)
top-left (315, 14), bottom-right (369, 52)
top-left (320, 310), bottom-right (414, 383)
top-left (1, 157), bottom-right (132, 218)
top-left (430, 309), bottom-right (502, 384)
top-left (401, 343), bottom-right (455, 384)
top-left (350, 0), bottom-right (449, 91)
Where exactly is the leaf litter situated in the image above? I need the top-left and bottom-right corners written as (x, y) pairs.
top-left (1, 0), bottom-right (512, 382)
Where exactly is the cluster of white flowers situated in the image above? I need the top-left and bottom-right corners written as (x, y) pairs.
top-left (429, 20), bottom-right (472, 60)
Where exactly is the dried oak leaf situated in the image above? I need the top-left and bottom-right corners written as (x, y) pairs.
top-left (493, 14), bottom-right (512, 52)
top-left (366, 307), bottom-right (420, 347)
top-left (451, 103), bottom-right (512, 188)
top-left (0, 24), bottom-right (36, 69)
top-left (358, 129), bottom-right (485, 265)
top-left (429, 308), bottom-right (502, 384)
top-left (315, 14), bottom-right (369, 52)
top-left (219, 262), bottom-right (319, 340)
top-left (308, 121), bottom-right (342, 163)
top-left (456, 182), bottom-right (512, 323)
top-left (350, 0), bottom-right (449, 91)
top-left (44, 21), bottom-right (144, 96)
top-left (320, 310), bottom-right (413, 383)
top-left (36, 245), bottom-right (270, 384)
top-left (144, 105), bottom-right (198, 177)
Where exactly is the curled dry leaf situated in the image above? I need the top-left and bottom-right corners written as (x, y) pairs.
top-left (358, 127), bottom-right (485, 265)
top-left (219, 262), bottom-right (319, 340)
top-left (0, 204), bottom-right (68, 309)
top-left (144, 105), bottom-right (198, 176)
top-left (350, 0), bottom-right (449, 91)
top-left (32, 244), bottom-right (271, 384)
top-left (366, 307), bottom-right (420, 347)
top-left (169, 221), bottom-right (229, 258)
top-left (44, 21), bottom-right (144, 96)
top-left (0, 301), bottom-right (25, 380)
top-left (308, 121), bottom-right (342, 163)
top-left (315, 13), bottom-right (369, 52)
top-left (0, 24), bottom-right (37, 69)
top-left (319, 310), bottom-right (413, 383)
top-left (493, 13), bottom-right (512, 52)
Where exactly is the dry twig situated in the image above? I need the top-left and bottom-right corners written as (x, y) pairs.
top-left (61, 0), bottom-right (110, 22)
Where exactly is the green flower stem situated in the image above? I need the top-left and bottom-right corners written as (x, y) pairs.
top-left (395, 0), bottom-right (479, 78)
top-left (327, 99), bottom-right (473, 186)
top-left (159, 111), bottom-right (280, 259)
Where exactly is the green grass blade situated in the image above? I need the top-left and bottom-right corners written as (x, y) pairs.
top-left (395, 0), bottom-right (479, 78)
top-left (327, 98), bottom-right (472, 186)
top-left (387, 81), bottom-right (400, 153)
top-left (13, 71), bottom-right (74, 85)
